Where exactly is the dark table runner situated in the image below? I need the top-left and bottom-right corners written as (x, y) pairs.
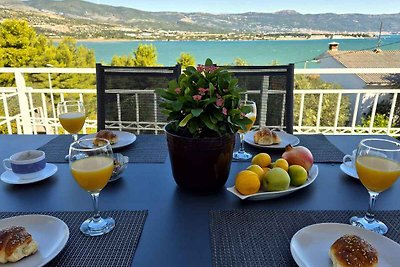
top-left (0, 210), bottom-right (147, 267)
top-left (210, 209), bottom-right (400, 267)
top-left (38, 134), bottom-right (168, 163)
top-left (233, 134), bottom-right (345, 163)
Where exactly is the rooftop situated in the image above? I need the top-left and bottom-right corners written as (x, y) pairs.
top-left (327, 50), bottom-right (400, 85)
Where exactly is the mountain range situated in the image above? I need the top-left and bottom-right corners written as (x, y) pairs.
top-left (1, 0), bottom-right (399, 39)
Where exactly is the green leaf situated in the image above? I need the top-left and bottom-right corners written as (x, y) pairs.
top-left (160, 91), bottom-right (176, 101)
top-left (168, 80), bottom-right (179, 91)
top-left (205, 58), bottom-right (213, 66)
top-left (172, 101), bottom-right (183, 111)
top-left (179, 114), bottom-right (193, 127)
top-left (191, 108), bottom-right (203, 117)
top-left (209, 83), bottom-right (215, 96)
top-left (201, 114), bottom-right (217, 130)
top-left (241, 106), bottom-right (252, 114)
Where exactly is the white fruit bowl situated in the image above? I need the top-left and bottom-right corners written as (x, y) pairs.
top-left (226, 164), bottom-right (318, 201)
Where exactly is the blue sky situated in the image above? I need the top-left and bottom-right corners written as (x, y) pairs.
top-left (84, 0), bottom-right (399, 14)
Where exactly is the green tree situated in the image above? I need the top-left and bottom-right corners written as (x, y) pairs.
top-left (133, 44), bottom-right (158, 66)
top-left (294, 75), bottom-right (350, 127)
top-left (177, 52), bottom-right (195, 69)
top-left (111, 43), bottom-right (159, 67)
top-left (0, 19), bottom-right (96, 133)
top-left (233, 58), bottom-right (249, 66)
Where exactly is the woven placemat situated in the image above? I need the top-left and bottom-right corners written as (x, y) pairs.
top-left (210, 209), bottom-right (400, 267)
top-left (0, 210), bottom-right (147, 267)
top-left (38, 134), bottom-right (168, 163)
top-left (233, 134), bottom-right (345, 163)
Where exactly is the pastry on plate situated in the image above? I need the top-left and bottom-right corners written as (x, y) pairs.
top-left (0, 226), bottom-right (38, 263)
top-left (329, 234), bottom-right (378, 267)
top-left (254, 127), bottom-right (281, 145)
top-left (93, 130), bottom-right (118, 146)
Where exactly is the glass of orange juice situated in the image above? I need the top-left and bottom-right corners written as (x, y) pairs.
top-left (233, 100), bottom-right (257, 160)
top-left (350, 138), bottom-right (400, 234)
top-left (57, 100), bottom-right (86, 160)
top-left (69, 138), bottom-right (115, 236)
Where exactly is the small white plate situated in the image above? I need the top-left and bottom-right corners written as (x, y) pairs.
top-left (244, 130), bottom-right (300, 149)
top-left (1, 163), bottom-right (57, 185)
top-left (0, 214), bottom-right (69, 267)
top-left (290, 223), bottom-right (400, 267)
top-left (340, 163), bottom-right (359, 179)
top-left (227, 165), bottom-right (318, 200)
top-left (79, 131), bottom-right (136, 149)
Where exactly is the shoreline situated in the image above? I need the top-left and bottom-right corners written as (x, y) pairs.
top-left (51, 36), bottom-right (374, 43)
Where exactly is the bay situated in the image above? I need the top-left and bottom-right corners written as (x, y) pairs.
top-left (78, 35), bottom-right (400, 67)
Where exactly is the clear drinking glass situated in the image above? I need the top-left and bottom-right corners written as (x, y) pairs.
top-left (233, 100), bottom-right (257, 160)
top-left (57, 100), bottom-right (86, 160)
top-left (350, 138), bottom-right (400, 234)
top-left (69, 138), bottom-right (115, 236)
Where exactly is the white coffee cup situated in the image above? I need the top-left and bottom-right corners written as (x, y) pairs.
top-left (3, 150), bottom-right (46, 179)
top-left (343, 149), bottom-right (357, 168)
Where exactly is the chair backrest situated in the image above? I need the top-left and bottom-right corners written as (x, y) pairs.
top-left (224, 64), bottom-right (295, 133)
top-left (96, 63), bottom-right (181, 134)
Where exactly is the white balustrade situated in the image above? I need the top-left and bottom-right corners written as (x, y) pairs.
top-left (0, 67), bottom-right (399, 136)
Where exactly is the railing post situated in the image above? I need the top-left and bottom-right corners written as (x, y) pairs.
top-left (14, 71), bottom-right (33, 134)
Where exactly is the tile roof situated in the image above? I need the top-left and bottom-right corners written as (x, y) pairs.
top-left (327, 50), bottom-right (400, 85)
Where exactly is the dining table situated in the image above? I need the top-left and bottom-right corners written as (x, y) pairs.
top-left (0, 133), bottom-right (399, 267)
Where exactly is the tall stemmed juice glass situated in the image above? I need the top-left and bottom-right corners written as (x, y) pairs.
top-left (233, 100), bottom-right (257, 160)
top-left (350, 138), bottom-right (400, 234)
top-left (69, 138), bottom-right (115, 236)
top-left (57, 100), bottom-right (86, 160)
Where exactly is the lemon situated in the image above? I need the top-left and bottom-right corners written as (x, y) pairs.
top-left (274, 158), bottom-right (289, 172)
top-left (288, 165), bottom-right (308, 186)
top-left (251, 153), bottom-right (272, 168)
top-left (235, 170), bottom-right (260, 195)
top-left (246, 164), bottom-right (264, 181)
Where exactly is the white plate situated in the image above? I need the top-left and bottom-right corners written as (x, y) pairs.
top-left (340, 163), bottom-right (359, 179)
top-left (227, 164), bottom-right (318, 200)
top-left (290, 223), bottom-right (400, 267)
top-left (0, 215), bottom-right (69, 267)
top-left (79, 131), bottom-right (136, 149)
top-left (244, 130), bottom-right (300, 149)
top-left (1, 163), bottom-right (57, 185)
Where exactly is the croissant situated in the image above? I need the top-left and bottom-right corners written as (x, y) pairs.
top-left (254, 127), bottom-right (281, 145)
top-left (93, 130), bottom-right (118, 146)
top-left (0, 226), bottom-right (38, 263)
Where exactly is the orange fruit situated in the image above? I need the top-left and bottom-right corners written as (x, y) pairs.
top-left (235, 170), bottom-right (260, 195)
top-left (274, 158), bottom-right (289, 172)
top-left (251, 153), bottom-right (272, 168)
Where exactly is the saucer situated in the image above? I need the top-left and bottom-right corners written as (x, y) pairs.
top-left (1, 163), bottom-right (57, 184)
top-left (340, 163), bottom-right (359, 179)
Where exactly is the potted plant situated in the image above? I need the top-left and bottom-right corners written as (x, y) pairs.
top-left (158, 59), bottom-right (252, 193)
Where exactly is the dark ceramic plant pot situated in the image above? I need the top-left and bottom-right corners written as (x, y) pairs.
top-left (165, 124), bottom-right (235, 193)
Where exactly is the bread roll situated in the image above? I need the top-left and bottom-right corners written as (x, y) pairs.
top-left (93, 130), bottom-right (118, 146)
top-left (254, 127), bottom-right (281, 145)
top-left (329, 234), bottom-right (378, 267)
top-left (0, 226), bottom-right (38, 263)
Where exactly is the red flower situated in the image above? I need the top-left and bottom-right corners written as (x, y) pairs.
top-left (193, 95), bottom-right (202, 101)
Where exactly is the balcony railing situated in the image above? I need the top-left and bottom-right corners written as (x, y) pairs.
top-left (0, 67), bottom-right (399, 136)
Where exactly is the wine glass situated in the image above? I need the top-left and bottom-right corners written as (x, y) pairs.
top-left (57, 101), bottom-right (86, 160)
top-left (69, 138), bottom-right (115, 236)
top-left (350, 138), bottom-right (400, 234)
top-left (233, 100), bottom-right (257, 160)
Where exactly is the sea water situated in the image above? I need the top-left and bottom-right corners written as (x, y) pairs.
top-left (78, 35), bottom-right (400, 67)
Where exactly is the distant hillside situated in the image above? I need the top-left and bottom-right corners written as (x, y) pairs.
top-left (1, 0), bottom-right (399, 39)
